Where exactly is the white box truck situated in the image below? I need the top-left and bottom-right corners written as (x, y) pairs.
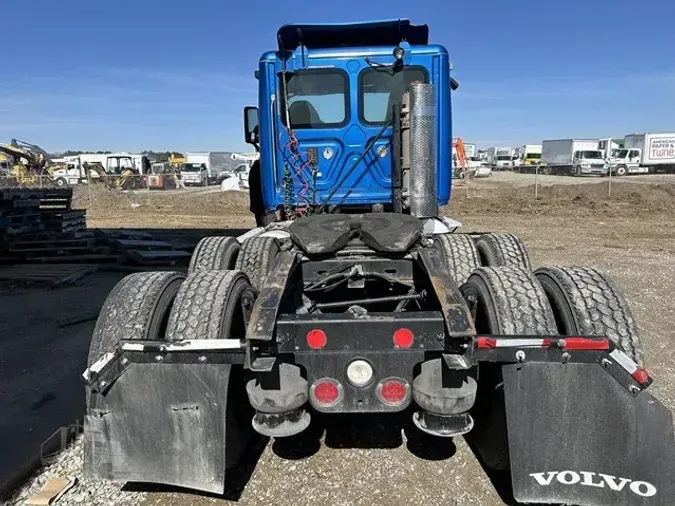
top-left (515, 144), bottom-right (542, 173)
top-left (541, 139), bottom-right (608, 176)
top-left (487, 146), bottom-right (514, 170)
top-left (610, 133), bottom-right (675, 175)
top-left (451, 140), bottom-right (476, 161)
top-left (182, 152), bottom-right (233, 186)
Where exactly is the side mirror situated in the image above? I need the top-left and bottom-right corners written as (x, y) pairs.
top-left (244, 106), bottom-right (259, 146)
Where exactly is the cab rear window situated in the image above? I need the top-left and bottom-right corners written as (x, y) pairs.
top-left (359, 67), bottom-right (428, 124)
top-left (279, 69), bottom-right (349, 129)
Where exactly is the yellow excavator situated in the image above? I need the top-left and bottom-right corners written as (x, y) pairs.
top-left (0, 139), bottom-right (53, 185)
top-left (0, 138), bottom-right (145, 190)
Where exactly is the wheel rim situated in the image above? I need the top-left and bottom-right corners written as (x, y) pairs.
top-left (219, 282), bottom-right (256, 339)
top-left (461, 275), bottom-right (500, 334)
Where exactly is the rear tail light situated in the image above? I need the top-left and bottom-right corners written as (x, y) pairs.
top-left (393, 328), bottom-right (414, 348)
top-left (311, 379), bottom-right (343, 407)
top-left (377, 378), bottom-right (410, 406)
top-left (306, 329), bottom-right (327, 349)
top-left (561, 337), bottom-right (609, 350)
top-left (632, 367), bottom-right (650, 385)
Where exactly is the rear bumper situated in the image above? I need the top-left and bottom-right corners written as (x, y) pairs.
top-left (85, 334), bottom-right (653, 415)
top-left (83, 334), bottom-right (674, 503)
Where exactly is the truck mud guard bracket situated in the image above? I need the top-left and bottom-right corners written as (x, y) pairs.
top-left (473, 335), bottom-right (652, 394)
top-left (418, 248), bottom-right (475, 338)
top-left (83, 339), bottom-right (245, 393)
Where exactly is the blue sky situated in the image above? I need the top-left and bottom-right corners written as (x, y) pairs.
top-left (2, 0), bottom-right (675, 152)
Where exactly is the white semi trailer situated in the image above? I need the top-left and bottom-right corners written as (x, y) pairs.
top-left (541, 139), bottom-right (608, 176)
top-left (610, 133), bottom-right (675, 175)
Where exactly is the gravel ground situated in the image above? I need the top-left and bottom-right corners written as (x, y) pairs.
top-left (5, 438), bottom-right (145, 506)
top-left (7, 174), bottom-right (675, 506)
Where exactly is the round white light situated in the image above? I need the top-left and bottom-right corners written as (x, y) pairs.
top-left (377, 145), bottom-right (388, 158)
top-left (323, 147), bottom-right (334, 160)
top-left (346, 359), bottom-right (373, 387)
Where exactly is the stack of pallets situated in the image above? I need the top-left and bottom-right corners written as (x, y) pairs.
top-left (95, 229), bottom-right (191, 265)
top-left (0, 187), bottom-right (94, 263)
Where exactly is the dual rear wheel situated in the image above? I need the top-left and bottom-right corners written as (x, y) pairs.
top-left (87, 234), bottom-right (282, 446)
top-left (434, 232), bottom-right (530, 286)
top-left (189, 235), bottom-right (280, 291)
top-left (463, 264), bottom-right (643, 471)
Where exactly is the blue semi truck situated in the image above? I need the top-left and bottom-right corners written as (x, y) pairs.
top-left (83, 20), bottom-right (674, 506)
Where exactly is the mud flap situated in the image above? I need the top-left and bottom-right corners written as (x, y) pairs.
top-left (502, 363), bottom-right (675, 505)
top-left (84, 363), bottom-right (246, 494)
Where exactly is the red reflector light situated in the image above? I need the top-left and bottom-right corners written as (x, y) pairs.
top-left (378, 379), bottom-right (409, 406)
top-left (632, 368), bottom-right (650, 384)
top-left (312, 379), bottom-right (342, 407)
top-left (393, 328), bottom-right (414, 348)
top-left (562, 337), bottom-right (610, 350)
top-left (306, 329), bottom-right (327, 349)
top-left (476, 337), bottom-right (497, 348)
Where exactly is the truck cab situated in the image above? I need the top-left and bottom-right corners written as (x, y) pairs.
top-left (609, 147), bottom-right (646, 176)
top-left (243, 20), bottom-right (452, 223)
top-left (515, 144), bottom-right (542, 173)
top-left (520, 145), bottom-right (541, 165)
top-left (572, 149), bottom-right (606, 175)
top-left (487, 147), bottom-right (513, 170)
top-left (49, 156), bottom-right (86, 186)
top-left (180, 162), bottom-right (208, 186)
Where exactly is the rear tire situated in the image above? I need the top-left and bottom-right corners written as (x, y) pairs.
top-left (235, 236), bottom-right (280, 291)
top-left (87, 271), bottom-right (184, 406)
top-left (435, 233), bottom-right (481, 286)
top-left (475, 233), bottom-right (531, 269)
top-left (535, 266), bottom-right (644, 366)
top-left (462, 267), bottom-right (557, 471)
top-left (188, 236), bottom-right (240, 274)
top-left (164, 270), bottom-right (256, 468)
top-left (165, 270), bottom-right (256, 342)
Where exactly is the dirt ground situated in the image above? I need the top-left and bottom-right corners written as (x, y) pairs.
top-left (7, 173), bottom-right (675, 505)
top-left (0, 271), bottom-right (126, 493)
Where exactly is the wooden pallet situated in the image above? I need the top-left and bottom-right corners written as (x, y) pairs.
top-left (126, 249), bottom-right (191, 264)
top-left (1, 230), bottom-right (93, 241)
top-left (8, 238), bottom-right (93, 251)
top-left (0, 223), bottom-right (45, 236)
top-left (0, 263), bottom-right (98, 285)
top-left (0, 187), bottom-right (72, 201)
top-left (0, 213), bottom-right (42, 226)
top-left (26, 253), bottom-right (121, 264)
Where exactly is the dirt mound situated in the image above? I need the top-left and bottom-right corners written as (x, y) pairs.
top-left (74, 180), bottom-right (674, 229)
top-left (74, 185), bottom-right (251, 216)
top-left (72, 183), bottom-right (135, 211)
top-left (446, 182), bottom-right (675, 218)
